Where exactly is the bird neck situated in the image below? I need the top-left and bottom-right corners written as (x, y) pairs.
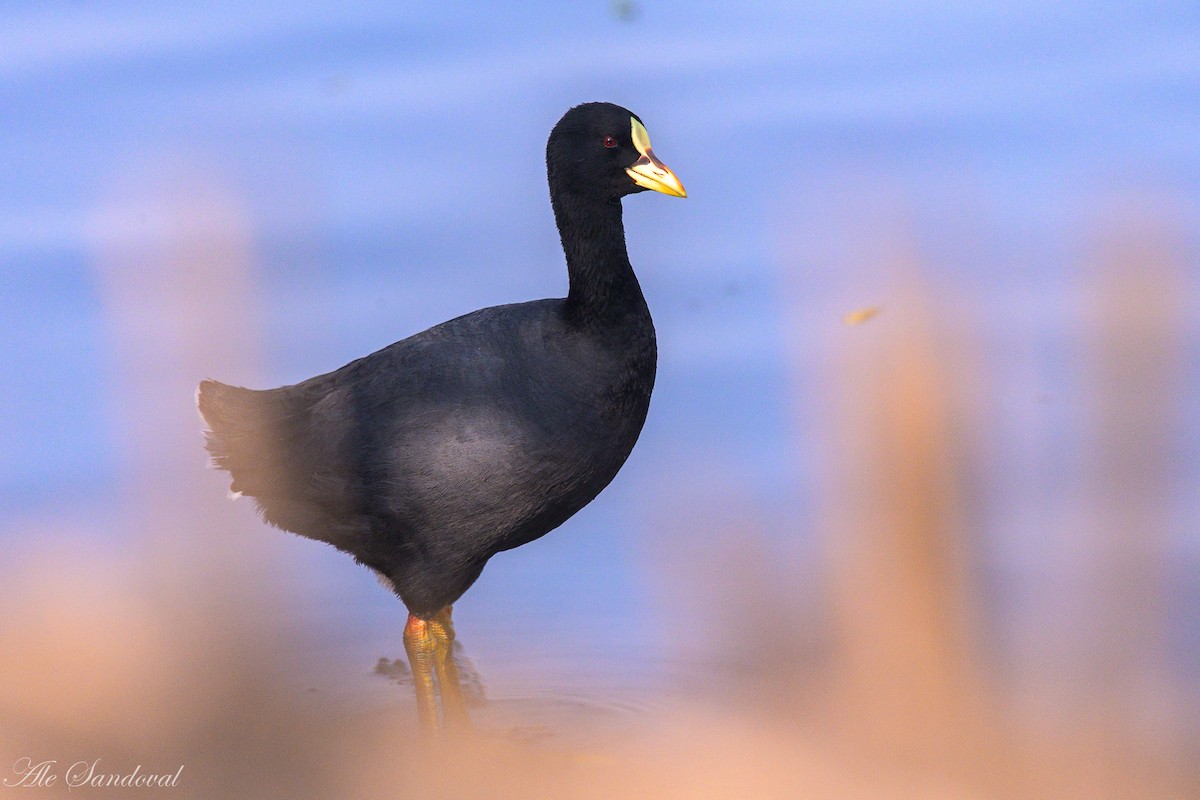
top-left (552, 192), bottom-right (644, 312)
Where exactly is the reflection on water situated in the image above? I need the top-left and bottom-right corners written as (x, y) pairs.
top-left (371, 647), bottom-right (649, 747)
top-left (374, 647), bottom-right (487, 715)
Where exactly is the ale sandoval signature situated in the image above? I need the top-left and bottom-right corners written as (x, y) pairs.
top-left (5, 758), bottom-right (184, 789)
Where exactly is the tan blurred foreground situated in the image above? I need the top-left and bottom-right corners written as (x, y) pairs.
top-left (1, 178), bottom-right (1196, 798)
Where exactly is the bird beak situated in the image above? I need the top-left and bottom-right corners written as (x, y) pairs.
top-left (626, 118), bottom-right (687, 198)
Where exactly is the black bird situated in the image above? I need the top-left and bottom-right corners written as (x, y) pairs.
top-left (197, 102), bottom-right (685, 724)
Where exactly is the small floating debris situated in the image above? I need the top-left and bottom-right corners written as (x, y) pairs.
top-left (843, 305), bottom-right (882, 326)
top-left (372, 657), bottom-right (411, 684)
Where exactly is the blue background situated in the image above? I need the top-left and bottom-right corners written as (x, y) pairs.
top-left (2, 1), bottom-right (1197, 704)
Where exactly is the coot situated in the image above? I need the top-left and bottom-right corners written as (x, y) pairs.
top-left (197, 103), bottom-right (684, 714)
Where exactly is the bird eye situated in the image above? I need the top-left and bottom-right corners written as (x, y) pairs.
top-left (602, 135), bottom-right (618, 148)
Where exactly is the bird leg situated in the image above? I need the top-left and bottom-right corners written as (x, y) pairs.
top-left (403, 613), bottom-right (441, 731)
top-left (430, 605), bottom-right (455, 640)
top-left (427, 606), bottom-right (470, 726)
top-left (402, 605), bottom-right (469, 733)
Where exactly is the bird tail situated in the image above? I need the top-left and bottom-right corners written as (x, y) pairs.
top-left (195, 379), bottom-right (286, 498)
top-left (196, 379), bottom-right (365, 550)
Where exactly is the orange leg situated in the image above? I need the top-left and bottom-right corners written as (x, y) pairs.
top-left (402, 605), bottom-right (469, 734)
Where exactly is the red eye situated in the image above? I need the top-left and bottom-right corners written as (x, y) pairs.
top-left (602, 135), bottom-right (618, 148)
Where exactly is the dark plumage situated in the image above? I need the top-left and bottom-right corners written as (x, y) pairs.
top-left (197, 102), bottom-right (685, 618)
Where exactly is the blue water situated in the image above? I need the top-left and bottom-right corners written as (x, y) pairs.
top-left (3, 1), bottom-right (1199, 712)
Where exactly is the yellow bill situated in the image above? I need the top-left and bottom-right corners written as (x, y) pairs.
top-left (626, 117), bottom-right (687, 198)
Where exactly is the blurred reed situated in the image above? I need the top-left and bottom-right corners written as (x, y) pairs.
top-left (0, 182), bottom-right (1195, 798)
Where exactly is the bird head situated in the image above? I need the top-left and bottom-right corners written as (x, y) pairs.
top-left (547, 102), bottom-right (686, 202)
